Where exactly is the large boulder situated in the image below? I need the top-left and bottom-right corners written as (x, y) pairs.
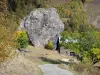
top-left (19, 8), bottom-right (64, 47)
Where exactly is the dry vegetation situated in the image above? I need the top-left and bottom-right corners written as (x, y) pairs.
top-left (0, 45), bottom-right (73, 75)
top-left (22, 45), bottom-right (70, 65)
top-left (0, 54), bottom-right (42, 75)
top-left (0, 0), bottom-right (8, 12)
top-left (0, 14), bottom-right (17, 62)
top-left (59, 60), bottom-right (100, 75)
top-left (49, 0), bottom-right (71, 6)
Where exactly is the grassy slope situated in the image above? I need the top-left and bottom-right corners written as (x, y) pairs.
top-left (23, 45), bottom-right (73, 65)
top-left (0, 45), bottom-right (74, 75)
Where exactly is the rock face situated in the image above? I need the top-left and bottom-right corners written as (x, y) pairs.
top-left (20, 8), bottom-right (64, 47)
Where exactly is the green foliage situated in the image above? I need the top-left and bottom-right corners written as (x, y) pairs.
top-left (56, 0), bottom-right (89, 32)
top-left (7, 0), bottom-right (50, 21)
top-left (15, 0), bottom-right (36, 19)
top-left (14, 30), bottom-right (28, 48)
top-left (8, 0), bottom-right (50, 12)
top-left (45, 40), bottom-right (54, 50)
top-left (79, 31), bottom-right (96, 51)
top-left (60, 31), bottom-right (80, 53)
top-left (94, 32), bottom-right (100, 48)
top-left (61, 30), bottom-right (100, 62)
top-left (91, 48), bottom-right (100, 63)
top-left (34, 0), bottom-right (50, 8)
top-left (78, 31), bottom-right (100, 62)
top-left (56, 5), bottom-right (66, 18)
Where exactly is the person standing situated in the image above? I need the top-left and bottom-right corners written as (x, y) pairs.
top-left (56, 36), bottom-right (60, 53)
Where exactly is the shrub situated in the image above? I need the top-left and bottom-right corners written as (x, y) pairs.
top-left (91, 48), bottom-right (100, 63)
top-left (14, 30), bottom-right (28, 48)
top-left (70, 61), bottom-right (100, 75)
top-left (45, 40), bottom-right (54, 50)
top-left (34, 0), bottom-right (50, 8)
top-left (65, 9), bottom-right (71, 18)
top-left (71, 63), bottom-right (85, 73)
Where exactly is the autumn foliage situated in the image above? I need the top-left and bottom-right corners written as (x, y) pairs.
top-left (14, 30), bottom-right (28, 49)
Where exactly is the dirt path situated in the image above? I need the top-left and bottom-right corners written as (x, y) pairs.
top-left (39, 64), bottom-right (73, 75)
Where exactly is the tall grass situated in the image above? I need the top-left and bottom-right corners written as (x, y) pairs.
top-left (70, 60), bottom-right (100, 75)
top-left (0, 13), bottom-right (17, 61)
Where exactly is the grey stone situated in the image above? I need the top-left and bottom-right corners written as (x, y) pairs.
top-left (19, 8), bottom-right (64, 47)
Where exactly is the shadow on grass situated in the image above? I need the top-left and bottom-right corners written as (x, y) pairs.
top-left (39, 57), bottom-right (70, 65)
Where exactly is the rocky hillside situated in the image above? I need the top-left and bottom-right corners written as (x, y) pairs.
top-left (85, 0), bottom-right (100, 28)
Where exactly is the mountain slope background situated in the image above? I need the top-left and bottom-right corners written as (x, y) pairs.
top-left (85, 0), bottom-right (100, 28)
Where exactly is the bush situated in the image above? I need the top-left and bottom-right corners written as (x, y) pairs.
top-left (91, 48), bottom-right (100, 63)
top-left (14, 30), bottom-right (28, 48)
top-left (34, 0), bottom-right (50, 8)
top-left (65, 9), bottom-right (71, 18)
top-left (45, 40), bottom-right (54, 50)
top-left (71, 63), bottom-right (85, 73)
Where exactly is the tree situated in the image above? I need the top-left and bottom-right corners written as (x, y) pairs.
top-left (0, 0), bottom-right (8, 12)
top-left (8, 0), bottom-right (17, 11)
top-left (81, 0), bottom-right (86, 4)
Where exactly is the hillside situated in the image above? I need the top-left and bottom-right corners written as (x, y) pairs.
top-left (49, 0), bottom-right (71, 6)
top-left (85, 0), bottom-right (100, 28)
top-left (0, 0), bottom-right (100, 75)
top-left (0, 46), bottom-right (75, 75)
